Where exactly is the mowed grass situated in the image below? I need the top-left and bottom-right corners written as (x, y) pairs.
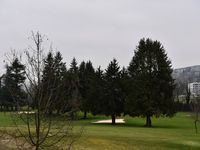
top-left (0, 112), bottom-right (200, 150)
top-left (74, 113), bottom-right (200, 150)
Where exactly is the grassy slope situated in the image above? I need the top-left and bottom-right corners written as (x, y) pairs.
top-left (0, 112), bottom-right (200, 150)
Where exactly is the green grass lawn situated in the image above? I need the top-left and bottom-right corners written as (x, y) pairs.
top-left (74, 112), bottom-right (200, 150)
top-left (0, 112), bottom-right (200, 150)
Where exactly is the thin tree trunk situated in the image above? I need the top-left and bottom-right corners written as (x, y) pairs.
top-left (194, 112), bottom-right (199, 134)
top-left (57, 109), bottom-right (60, 115)
top-left (36, 145), bottom-right (39, 150)
top-left (145, 114), bottom-right (152, 127)
top-left (195, 120), bottom-right (198, 134)
top-left (111, 114), bottom-right (115, 125)
top-left (71, 112), bottom-right (74, 120)
top-left (83, 111), bottom-right (87, 119)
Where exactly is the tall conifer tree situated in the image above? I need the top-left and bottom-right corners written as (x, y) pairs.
top-left (68, 58), bottom-right (80, 118)
top-left (42, 51), bottom-right (67, 114)
top-left (54, 52), bottom-right (67, 114)
top-left (4, 58), bottom-right (26, 109)
top-left (78, 60), bottom-right (96, 119)
top-left (127, 38), bottom-right (176, 127)
top-left (90, 66), bottom-right (105, 115)
top-left (103, 59), bottom-right (124, 124)
top-left (78, 61), bottom-right (87, 117)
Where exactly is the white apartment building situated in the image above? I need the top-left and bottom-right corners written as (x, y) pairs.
top-left (188, 82), bottom-right (200, 96)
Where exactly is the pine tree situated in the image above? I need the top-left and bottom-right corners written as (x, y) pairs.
top-left (90, 66), bottom-right (105, 115)
top-left (78, 61), bottom-right (87, 118)
top-left (120, 67), bottom-right (129, 114)
top-left (79, 61), bottom-right (95, 119)
top-left (41, 51), bottom-right (67, 114)
top-left (0, 72), bottom-right (13, 110)
top-left (103, 59), bottom-right (124, 124)
top-left (70, 57), bottom-right (78, 74)
top-left (41, 52), bottom-right (55, 112)
top-left (68, 58), bottom-right (80, 119)
top-left (53, 52), bottom-right (67, 114)
top-left (127, 38), bottom-right (176, 127)
top-left (4, 58), bottom-right (26, 109)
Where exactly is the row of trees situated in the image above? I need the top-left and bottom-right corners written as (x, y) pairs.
top-left (0, 36), bottom-right (176, 127)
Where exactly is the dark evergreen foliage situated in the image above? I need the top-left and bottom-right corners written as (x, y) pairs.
top-left (53, 52), bottom-right (67, 114)
top-left (0, 37), bottom-right (177, 127)
top-left (41, 51), bottom-right (67, 114)
top-left (68, 58), bottom-right (81, 118)
top-left (89, 66), bottom-right (105, 116)
top-left (70, 57), bottom-right (78, 74)
top-left (0, 58), bottom-right (26, 110)
top-left (78, 61), bottom-right (95, 119)
top-left (102, 59), bottom-right (124, 124)
top-left (127, 38), bottom-right (176, 127)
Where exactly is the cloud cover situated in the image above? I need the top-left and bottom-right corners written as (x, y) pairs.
top-left (0, 0), bottom-right (200, 72)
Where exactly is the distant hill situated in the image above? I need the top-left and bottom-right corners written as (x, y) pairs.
top-left (173, 65), bottom-right (200, 83)
top-left (173, 65), bottom-right (200, 95)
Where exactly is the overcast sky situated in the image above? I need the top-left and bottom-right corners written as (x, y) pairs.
top-left (0, 0), bottom-right (200, 72)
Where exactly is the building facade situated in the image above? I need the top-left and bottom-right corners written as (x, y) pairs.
top-left (188, 82), bottom-right (200, 96)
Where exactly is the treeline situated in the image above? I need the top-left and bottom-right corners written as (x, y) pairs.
top-left (0, 37), bottom-right (176, 127)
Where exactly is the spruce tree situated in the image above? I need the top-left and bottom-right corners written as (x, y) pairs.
top-left (103, 59), bottom-right (124, 124)
top-left (68, 58), bottom-right (80, 118)
top-left (53, 52), bottom-right (67, 114)
top-left (42, 51), bottom-right (67, 114)
top-left (127, 38), bottom-right (176, 127)
top-left (79, 61), bottom-right (95, 119)
top-left (41, 52), bottom-right (55, 112)
top-left (82, 61), bottom-right (95, 118)
top-left (78, 61), bottom-right (87, 118)
top-left (4, 58), bottom-right (26, 109)
top-left (120, 67), bottom-right (129, 114)
top-left (70, 57), bottom-right (78, 74)
top-left (90, 66), bottom-right (105, 115)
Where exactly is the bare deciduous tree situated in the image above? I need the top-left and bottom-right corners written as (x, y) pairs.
top-left (6, 32), bottom-right (81, 150)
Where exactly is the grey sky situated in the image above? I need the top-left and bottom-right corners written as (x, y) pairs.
top-left (0, 0), bottom-right (200, 72)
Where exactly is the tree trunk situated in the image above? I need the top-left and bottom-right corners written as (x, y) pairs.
top-left (71, 112), bottom-right (74, 120)
top-left (145, 114), bottom-right (152, 127)
top-left (195, 120), bottom-right (198, 134)
top-left (83, 111), bottom-right (87, 119)
top-left (35, 145), bottom-right (39, 150)
top-left (56, 109), bottom-right (60, 115)
top-left (111, 114), bottom-right (116, 125)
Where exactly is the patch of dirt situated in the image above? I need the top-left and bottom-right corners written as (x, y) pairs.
top-left (0, 144), bottom-right (12, 150)
top-left (0, 134), bottom-right (32, 150)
